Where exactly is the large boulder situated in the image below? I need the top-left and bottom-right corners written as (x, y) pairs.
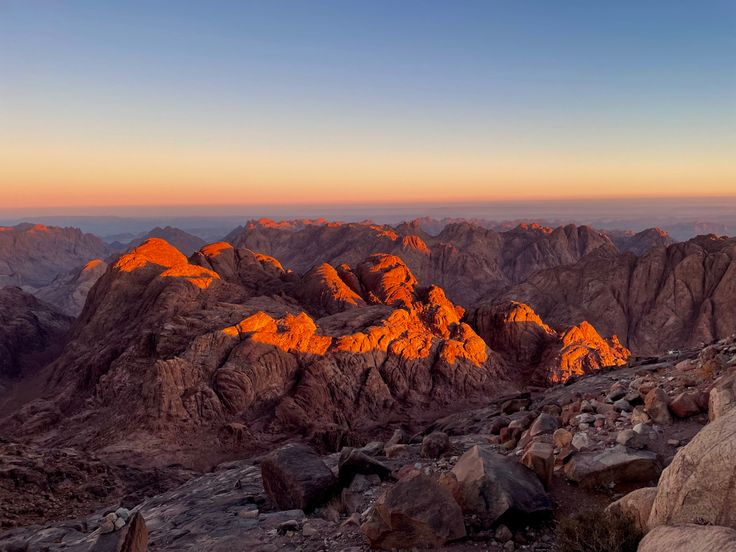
top-left (648, 407), bottom-right (736, 529)
top-left (361, 472), bottom-right (466, 548)
top-left (450, 445), bottom-right (551, 527)
top-left (605, 487), bottom-right (657, 533)
top-left (260, 443), bottom-right (337, 512)
top-left (564, 446), bottom-right (659, 488)
top-left (638, 525), bottom-right (736, 552)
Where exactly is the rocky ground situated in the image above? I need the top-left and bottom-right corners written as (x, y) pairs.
top-left (2, 335), bottom-right (734, 551)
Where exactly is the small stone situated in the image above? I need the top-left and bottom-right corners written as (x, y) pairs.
top-left (667, 439), bottom-right (680, 446)
top-left (99, 519), bottom-right (115, 534)
top-left (114, 507), bottom-right (130, 521)
top-left (553, 428), bottom-right (573, 449)
top-left (616, 429), bottom-right (646, 449)
top-left (613, 399), bottom-right (633, 412)
top-left (495, 524), bottom-right (513, 543)
top-left (302, 522), bottom-right (319, 537)
top-left (571, 432), bottom-right (591, 451)
top-left (420, 432), bottom-right (450, 459)
top-left (240, 509), bottom-right (259, 519)
top-left (278, 519), bottom-right (301, 534)
top-left (575, 413), bottom-right (596, 425)
top-left (384, 444), bottom-right (410, 459)
top-left (114, 517), bottom-right (126, 530)
top-left (386, 428), bottom-right (410, 447)
top-left (607, 384), bottom-right (627, 402)
top-left (631, 406), bottom-right (651, 425)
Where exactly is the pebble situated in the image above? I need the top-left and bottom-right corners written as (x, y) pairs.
top-left (114, 507), bottom-right (130, 521)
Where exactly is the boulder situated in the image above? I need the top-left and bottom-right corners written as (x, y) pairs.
top-left (616, 429), bottom-right (647, 450)
top-left (361, 472), bottom-right (466, 548)
top-left (709, 372), bottom-right (736, 421)
top-left (260, 443), bottom-right (337, 511)
top-left (420, 432), bottom-right (450, 459)
top-left (644, 388), bottom-right (672, 425)
top-left (669, 392), bottom-right (700, 418)
top-left (528, 413), bottom-right (559, 437)
top-left (638, 525), bottom-right (736, 552)
top-left (521, 441), bottom-right (554, 487)
top-left (604, 486), bottom-right (656, 533)
top-left (564, 446), bottom-right (659, 488)
top-left (451, 445), bottom-right (551, 527)
top-left (648, 407), bottom-right (736, 529)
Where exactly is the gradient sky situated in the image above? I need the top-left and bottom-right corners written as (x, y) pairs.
top-left (1, 0), bottom-right (735, 210)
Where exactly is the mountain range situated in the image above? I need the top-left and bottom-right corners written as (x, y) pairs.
top-left (1, 216), bottom-right (736, 550)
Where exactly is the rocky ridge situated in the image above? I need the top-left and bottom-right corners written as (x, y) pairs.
top-left (3, 238), bottom-right (627, 470)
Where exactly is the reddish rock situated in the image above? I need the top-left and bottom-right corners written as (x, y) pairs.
top-left (521, 441), bottom-right (555, 487)
top-left (669, 392), bottom-right (701, 418)
top-left (451, 445), bottom-right (551, 527)
top-left (361, 473), bottom-right (466, 548)
top-left (645, 388), bottom-right (673, 425)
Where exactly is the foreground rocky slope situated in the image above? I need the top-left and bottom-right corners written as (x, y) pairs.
top-left (2, 334), bottom-right (733, 551)
top-left (4, 238), bottom-right (626, 470)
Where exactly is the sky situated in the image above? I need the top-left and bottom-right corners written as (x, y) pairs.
top-left (1, 0), bottom-right (735, 212)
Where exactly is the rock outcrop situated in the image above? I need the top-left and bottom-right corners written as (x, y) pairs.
top-left (5, 240), bottom-right (513, 465)
top-left (0, 287), bottom-right (71, 380)
top-left (467, 301), bottom-right (630, 384)
top-left (648, 406), bottom-right (736, 529)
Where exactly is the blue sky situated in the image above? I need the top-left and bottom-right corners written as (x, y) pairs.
top-left (1, 0), bottom-right (734, 209)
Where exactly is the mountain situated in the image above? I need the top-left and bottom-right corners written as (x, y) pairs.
top-left (126, 226), bottom-right (207, 255)
top-left (467, 301), bottom-right (629, 385)
top-left (4, 238), bottom-right (626, 469)
top-left (0, 287), bottom-right (71, 381)
top-left (0, 223), bottom-right (112, 290)
top-left (34, 259), bottom-right (109, 316)
top-left (504, 234), bottom-right (736, 355)
top-left (226, 219), bottom-right (617, 305)
top-left (605, 227), bottom-right (674, 255)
